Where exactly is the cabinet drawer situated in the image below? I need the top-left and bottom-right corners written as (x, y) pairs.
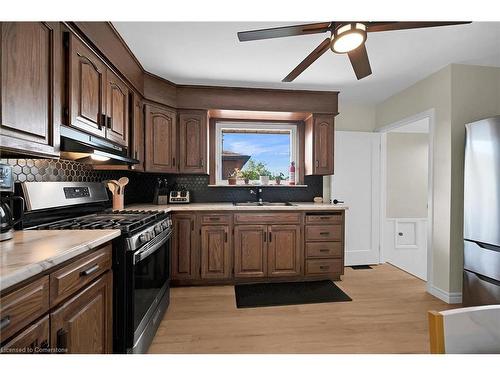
top-left (234, 212), bottom-right (301, 224)
top-left (200, 213), bottom-right (231, 225)
top-left (305, 259), bottom-right (343, 275)
top-left (306, 242), bottom-right (343, 258)
top-left (305, 225), bottom-right (342, 241)
top-left (50, 244), bottom-right (112, 307)
top-left (306, 213), bottom-right (343, 224)
top-left (1, 315), bottom-right (49, 353)
top-left (0, 276), bottom-right (50, 343)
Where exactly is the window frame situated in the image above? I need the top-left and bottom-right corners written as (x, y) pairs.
top-left (215, 121), bottom-right (299, 186)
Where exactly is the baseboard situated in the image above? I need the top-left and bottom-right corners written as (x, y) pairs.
top-left (427, 284), bottom-right (462, 304)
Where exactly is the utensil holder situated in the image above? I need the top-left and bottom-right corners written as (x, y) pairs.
top-left (112, 194), bottom-right (124, 210)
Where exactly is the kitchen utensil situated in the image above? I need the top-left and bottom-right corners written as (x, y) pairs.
top-left (107, 182), bottom-right (117, 194)
top-left (118, 177), bottom-right (129, 194)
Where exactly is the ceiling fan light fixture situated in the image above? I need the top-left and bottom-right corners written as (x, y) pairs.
top-left (331, 22), bottom-right (367, 54)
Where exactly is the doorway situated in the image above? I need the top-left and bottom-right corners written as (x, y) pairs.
top-left (379, 111), bottom-right (433, 281)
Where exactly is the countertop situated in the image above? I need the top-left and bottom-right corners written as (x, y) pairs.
top-left (126, 202), bottom-right (348, 212)
top-left (0, 229), bottom-right (121, 293)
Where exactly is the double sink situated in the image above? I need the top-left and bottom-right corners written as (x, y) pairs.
top-left (233, 202), bottom-right (296, 207)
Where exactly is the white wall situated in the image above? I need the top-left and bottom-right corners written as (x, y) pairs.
top-left (386, 132), bottom-right (429, 218)
top-left (376, 65), bottom-right (453, 295)
top-left (376, 64), bottom-right (500, 297)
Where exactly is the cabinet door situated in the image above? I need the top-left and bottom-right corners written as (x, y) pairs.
top-left (144, 104), bottom-right (177, 173)
top-left (313, 115), bottom-right (334, 175)
top-left (268, 225), bottom-right (302, 277)
top-left (234, 225), bottom-right (267, 278)
top-left (200, 225), bottom-right (231, 280)
top-left (172, 214), bottom-right (198, 280)
top-left (105, 69), bottom-right (129, 146)
top-left (0, 22), bottom-right (60, 157)
top-left (178, 110), bottom-right (207, 174)
top-left (68, 33), bottom-right (106, 138)
top-left (50, 272), bottom-right (112, 354)
top-left (0, 315), bottom-right (49, 354)
top-left (130, 94), bottom-right (145, 171)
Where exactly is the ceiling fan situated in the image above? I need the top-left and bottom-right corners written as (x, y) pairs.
top-left (237, 22), bottom-right (471, 82)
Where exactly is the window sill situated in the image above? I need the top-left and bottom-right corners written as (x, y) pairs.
top-left (207, 184), bottom-right (308, 188)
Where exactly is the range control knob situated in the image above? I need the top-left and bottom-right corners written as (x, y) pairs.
top-left (139, 233), bottom-right (149, 243)
top-left (155, 225), bottom-right (162, 234)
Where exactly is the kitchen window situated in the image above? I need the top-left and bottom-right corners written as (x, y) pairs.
top-left (215, 122), bottom-right (299, 185)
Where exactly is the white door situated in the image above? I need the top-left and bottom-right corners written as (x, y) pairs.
top-left (331, 131), bottom-right (381, 266)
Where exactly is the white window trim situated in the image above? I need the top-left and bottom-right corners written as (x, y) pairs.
top-left (215, 121), bottom-right (299, 186)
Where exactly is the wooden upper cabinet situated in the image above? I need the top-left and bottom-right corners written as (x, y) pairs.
top-left (200, 225), bottom-right (231, 280)
top-left (144, 103), bottom-right (177, 173)
top-left (172, 214), bottom-right (198, 280)
top-left (67, 33), bottom-right (106, 138)
top-left (0, 22), bottom-right (61, 157)
top-left (105, 69), bottom-right (129, 146)
top-left (130, 94), bottom-right (145, 171)
top-left (267, 225), bottom-right (302, 277)
top-left (50, 272), bottom-right (112, 354)
top-left (234, 225), bottom-right (267, 278)
top-left (305, 114), bottom-right (335, 175)
top-left (178, 110), bottom-right (208, 174)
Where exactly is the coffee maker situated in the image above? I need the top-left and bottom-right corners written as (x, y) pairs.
top-left (0, 164), bottom-right (24, 241)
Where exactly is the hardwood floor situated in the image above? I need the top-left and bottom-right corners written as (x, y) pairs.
top-left (149, 264), bottom-right (459, 353)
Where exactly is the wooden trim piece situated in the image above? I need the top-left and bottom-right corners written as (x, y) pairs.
top-left (177, 85), bottom-right (338, 113)
top-left (428, 311), bottom-right (445, 354)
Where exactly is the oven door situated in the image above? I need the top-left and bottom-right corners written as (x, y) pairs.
top-left (131, 228), bottom-right (172, 347)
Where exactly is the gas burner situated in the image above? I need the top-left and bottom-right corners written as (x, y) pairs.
top-left (33, 209), bottom-right (169, 235)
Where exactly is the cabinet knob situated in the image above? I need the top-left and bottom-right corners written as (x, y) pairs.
top-left (0, 315), bottom-right (11, 330)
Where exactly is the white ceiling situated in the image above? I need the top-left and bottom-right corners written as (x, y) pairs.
top-left (113, 22), bottom-right (500, 104)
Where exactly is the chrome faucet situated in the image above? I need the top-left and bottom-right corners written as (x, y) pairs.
top-left (250, 188), bottom-right (263, 204)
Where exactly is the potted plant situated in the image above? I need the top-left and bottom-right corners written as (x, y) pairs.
top-left (240, 170), bottom-right (252, 185)
top-left (228, 168), bottom-right (240, 185)
top-left (273, 172), bottom-right (285, 185)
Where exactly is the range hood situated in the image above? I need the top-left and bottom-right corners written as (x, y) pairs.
top-left (60, 125), bottom-right (139, 165)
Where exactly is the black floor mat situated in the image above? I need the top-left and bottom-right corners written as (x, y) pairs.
top-left (234, 280), bottom-right (352, 308)
top-left (350, 265), bottom-right (373, 270)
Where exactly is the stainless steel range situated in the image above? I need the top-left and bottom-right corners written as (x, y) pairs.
top-left (18, 181), bottom-right (172, 353)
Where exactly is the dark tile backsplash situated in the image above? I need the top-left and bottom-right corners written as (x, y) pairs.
top-left (1, 159), bottom-right (323, 204)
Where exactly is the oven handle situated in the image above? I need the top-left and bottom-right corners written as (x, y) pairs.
top-left (133, 229), bottom-right (172, 265)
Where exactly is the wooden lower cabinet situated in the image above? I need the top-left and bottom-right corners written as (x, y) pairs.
top-left (0, 316), bottom-right (50, 354)
top-left (50, 272), bottom-right (112, 354)
top-left (268, 225), bottom-right (301, 277)
top-left (172, 214), bottom-right (199, 280)
top-left (171, 211), bottom-right (344, 284)
top-left (234, 225), bottom-right (267, 278)
top-left (200, 225), bottom-right (231, 279)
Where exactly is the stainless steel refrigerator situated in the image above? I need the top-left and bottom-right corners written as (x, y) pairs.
top-left (463, 116), bottom-right (500, 306)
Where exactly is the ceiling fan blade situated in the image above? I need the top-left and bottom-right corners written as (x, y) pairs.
top-left (347, 44), bottom-right (372, 80)
top-left (282, 38), bottom-right (331, 82)
top-left (367, 21), bottom-right (471, 33)
top-left (238, 22), bottom-right (331, 42)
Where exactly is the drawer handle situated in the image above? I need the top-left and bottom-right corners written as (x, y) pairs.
top-left (56, 328), bottom-right (68, 352)
top-left (319, 249), bottom-right (330, 252)
top-left (0, 315), bottom-right (11, 330)
top-left (320, 232), bottom-right (330, 235)
top-left (319, 265), bottom-right (330, 270)
top-left (80, 264), bottom-right (99, 277)
top-left (320, 217), bottom-right (331, 220)
top-left (209, 217), bottom-right (220, 221)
